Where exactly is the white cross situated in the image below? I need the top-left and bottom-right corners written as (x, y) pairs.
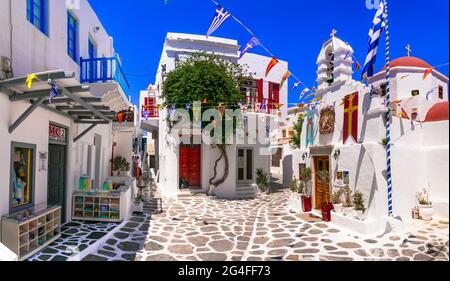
top-left (216, 7), bottom-right (227, 18)
top-left (330, 29), bottom-right (337, 37)
top-left (406, 44), bottom-right (412, 56)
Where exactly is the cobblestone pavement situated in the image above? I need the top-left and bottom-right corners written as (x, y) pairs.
top-left (29, 221), bottom-right (119, 261)
top-left (87, 190), bottom-right (448, 261)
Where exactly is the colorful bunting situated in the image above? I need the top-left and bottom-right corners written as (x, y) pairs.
top-left (240, 37), bottom-right (260, 59)
top-left (355, 61), bottom-right (361, 72)
top-left (280, 71), bottom-right (292, 89)
top-left (202, 98), bottom-right (208, 104)
top-left (290, 81), bottom-right (301, 93)
top-left (26, 73), bottom-right (38, 89)
top-left (343, 92), bottom-right (359, 143)
top-left (265, 57), bottom-right (279, 77)
top-left (299, 88), bottom-right (310, 100)
top-left (48, 82), bottom-right (58, 104)
top-left (207, 5), bottom-right (231, 37)
top-left (422, 67), bottom-right (434, 80)
top-left (117, 112), bottom-right (124, 124)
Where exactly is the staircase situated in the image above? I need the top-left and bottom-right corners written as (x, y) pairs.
top-left (134, 180), bottom-right (163, 214)
top-left (235, 185), bottom-right (259, 199)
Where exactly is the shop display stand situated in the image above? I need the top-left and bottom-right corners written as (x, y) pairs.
top-left (1, 207), bottom-right (61, 261)
top-left (72, 192), bottom-right (121, 222)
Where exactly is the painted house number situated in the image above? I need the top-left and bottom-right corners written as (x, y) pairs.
top-left (49, 124), bottom-right (67, 142)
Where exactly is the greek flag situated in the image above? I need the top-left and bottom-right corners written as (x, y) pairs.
top-left (240, 37), bottom-right (260, 59)
top-left (361, 1), bottom-right (386, 81)
top-left (49, 82), bottom-right (58, 104)
top-left (207, 5), bottom-right (231, 37)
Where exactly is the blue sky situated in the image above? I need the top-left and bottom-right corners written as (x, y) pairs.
top-left (89, 0), bottom-right (449, 107)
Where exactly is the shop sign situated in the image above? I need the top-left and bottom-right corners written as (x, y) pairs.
top-left (49, 124), bottom-right (67, 142)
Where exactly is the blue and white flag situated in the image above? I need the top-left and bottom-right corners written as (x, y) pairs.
top-left (207, 5), bottom-right (231, 37)
top-left (369, 85), bottom-right (377, 99)
top-left (361, 0), bottom-right (386, 81)
top-left (239, 37), bottom-right (260, 59)
top-left (290, 81), bottom-right (302, 93)
top-left (49, 82), bottom-right (58, 104)
top-left (299, 88), bottom-right (310, 101)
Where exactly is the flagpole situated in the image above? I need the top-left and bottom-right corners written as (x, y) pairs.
top-left (384, 0), bottom-right (394, 217)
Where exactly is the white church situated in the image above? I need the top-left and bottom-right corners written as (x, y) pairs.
top-left (291, 33), bottom-right (449, 234)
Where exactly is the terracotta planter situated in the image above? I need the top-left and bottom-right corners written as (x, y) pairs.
top-left (419, 204), bottom-right (433, 221)
top-left (301, 196), bottom-right (312, 212)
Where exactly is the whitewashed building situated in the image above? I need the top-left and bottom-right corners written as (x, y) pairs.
top-left (0, 0), bottom-right (131, 229)
top-left (291, 34), bottom-right (449, 234)
top-left (141, 33), bottom-right (289, 199)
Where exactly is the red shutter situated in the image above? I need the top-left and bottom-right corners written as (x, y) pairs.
top-left (268, 82), bottom-right (280, 111)
top-left (258, 79), bottom-right (264, 103)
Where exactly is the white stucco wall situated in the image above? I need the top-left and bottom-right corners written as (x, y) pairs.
top-left (0, 93), bottom-right (112, 223)
top-left (0, 0), bottom-right (114, 79)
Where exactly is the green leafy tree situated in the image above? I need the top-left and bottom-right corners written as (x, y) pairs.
top-left (291, 113), bottom-right (305, 149)
top-left (162, 53), bottom-right (250, 194)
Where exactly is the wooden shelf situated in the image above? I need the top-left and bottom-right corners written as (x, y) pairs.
top-left (1, 206), bottom-right (62, 261)
top-left (72, 193), bottom-right (122, 222)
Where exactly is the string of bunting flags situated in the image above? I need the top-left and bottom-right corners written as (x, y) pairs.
top-left (207, 0), bottom-right (312, 103)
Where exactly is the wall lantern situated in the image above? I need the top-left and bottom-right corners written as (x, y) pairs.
top-left (333, 149), bottom-right (341, 160)
top-left (302, 152), bottom-right (308, 161)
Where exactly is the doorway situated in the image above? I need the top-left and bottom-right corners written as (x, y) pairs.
top-left (179, 145), bottom-right (201, 189)
top-left (313, 156), bottom-right (331, 209)
top-left (48, 144), bottom-right (67, 223)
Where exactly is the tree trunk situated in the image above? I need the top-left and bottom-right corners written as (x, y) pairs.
top-left (208, 144), bottom-right (229, 195)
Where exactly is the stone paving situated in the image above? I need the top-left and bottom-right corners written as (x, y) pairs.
top-left (86, 189), bottom-right (449, 261)
top-left (28, 220), bottom-right (119, 261)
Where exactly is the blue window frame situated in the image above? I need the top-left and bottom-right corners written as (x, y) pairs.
top-left (88, 38), bottom-right (97, 81)
top-left (26, 0), bottom-right (48, 35)
top-left (67, 12), bottom-right (78, 62)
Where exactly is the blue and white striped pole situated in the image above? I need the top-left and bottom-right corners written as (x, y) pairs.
top-left (384, 0), bottom-right (393, 217)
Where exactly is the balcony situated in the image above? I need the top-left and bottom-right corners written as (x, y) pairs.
top-left (141, 104), bottom-right (159, 119)
top-left (245, 96), bottom-right (278, 115)
top-left (80, 55), bottom-right (131, 99)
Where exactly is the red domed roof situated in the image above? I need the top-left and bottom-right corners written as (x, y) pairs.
top-left (424, 102), bottom-right (449, 122)
top-left (382, 56), bottom-right (432, 71)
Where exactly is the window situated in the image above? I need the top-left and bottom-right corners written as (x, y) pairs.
top-left (88, 38), bottom-right (97, 81)
top-left (380, 83), bottom-right (387, 97)
top-left (282, 129), bottom-right (287, 139)
top-left (10, 143), bottom-right (36, 211)
top-left (26, 0), bottom-right (48, 35)
top-left (67, 12), bottom-right (78, 62)
top-left (237, 148), bottom-right (253, 183)
top-left (411, 90), bottom-right (420, 97)
top-left (439, 86), bottom-right (444, 99)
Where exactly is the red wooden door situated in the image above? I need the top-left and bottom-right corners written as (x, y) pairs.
top-left (179, 146), bottom-right (201, 188)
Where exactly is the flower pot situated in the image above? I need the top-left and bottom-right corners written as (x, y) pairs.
top-left (333, 203), bottom-right (343, 213)
top-left (343, 207), bottom-right (354, 216)
top-left (321, 203), bottom-right (333, 222)
top-left (419, 204), bottom-right (433, 221)
top-left (112, 171), bottom-right (120, 176)
top-left (354, 210), bottom-right (365, 220)
top-left (288, 194), bottom-right (302, 213)
top-left (301, 196), bottom-right (312, 212)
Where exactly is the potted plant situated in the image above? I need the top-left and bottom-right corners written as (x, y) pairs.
top-left (299, 167), bottom-right (313, 212)
top-left (119, 157), bottom-right (131, 176)
top-left (317, 170), bottom-right (333, 222)
top-left (353, 190), bottom-right (367, 220)
top-left (342, 185), bottom-right (354, 216)
top-left (331, 189), bottom-right (344, 213)
top-left (417, 186), bottom-right (433, 221)
top-left (256, 168), bottom-right (269, 193)
top-left (111, 156), bottom-right (124, 176)
top-left (288, 178), bottom-right (301, 213)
